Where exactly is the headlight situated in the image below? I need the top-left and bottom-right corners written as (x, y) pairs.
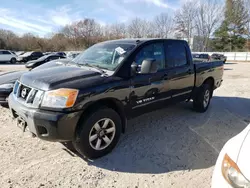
top-left (0, 83), bottom-right (14, 89)
top-left (222, 154), bottom-right (250, 187)
top-left (41, 88), bottom-right (79, 108)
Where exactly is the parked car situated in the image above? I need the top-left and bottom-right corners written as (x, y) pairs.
top-left (25, 54), bottom-right (66, 69)
top-left (43, 52), bottom-right (52, 55)
top-left (17, 51), bottom-right (43, 63)
top-left (55, 52), bottom-right (66, 57)
top-left (67, 52), bottom-right (80, 59)
top-left (15, 51), bottom-right (25, 56)
top-left (0, 59), bottom-right (72, 107)
top-left (211, 53), bottom-right (227, 63)
top-left (8, 39), bottom-right (224, 159)
top-left (0, 71), bottom-right (27, 106)
top-left (0, 50), bottom-right (17, 64)
top-left (192, 53), bottom-right (210, 62)
top-left (212, 123), bottom-right (250, 188)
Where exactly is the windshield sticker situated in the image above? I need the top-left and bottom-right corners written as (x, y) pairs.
top-left (115, 47), bottom-right (126, 55)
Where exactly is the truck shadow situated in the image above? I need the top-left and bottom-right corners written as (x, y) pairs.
top-left (62, 96), bottom-right (250, 174)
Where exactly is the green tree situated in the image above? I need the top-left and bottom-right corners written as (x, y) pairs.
top-left (213, 0), bottom-right (248, 51)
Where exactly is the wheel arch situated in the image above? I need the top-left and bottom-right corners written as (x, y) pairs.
top-left (203, 77), bottom-right (215, 89)
top-left (75, 98), bottom-right (127, 135)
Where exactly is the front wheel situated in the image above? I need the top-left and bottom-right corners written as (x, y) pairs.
top-left (73, 107), bottom-right (122, 159)
top-left (193, 83), bottom-right (212, 113)
top-left (10, 58), bottom-right (16, 64)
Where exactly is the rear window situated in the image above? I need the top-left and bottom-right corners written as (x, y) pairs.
top-left (165, 41), bottom-right (188, 68)
top-left (32, 52), bottom-right (43, 56)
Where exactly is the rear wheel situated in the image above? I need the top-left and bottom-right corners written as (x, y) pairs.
top-left (193, 83), bottom-right (212, 113)
top-left (73, 107), bottom-right (122, 159)
top-left (10, 58), bottom-right (16, 64)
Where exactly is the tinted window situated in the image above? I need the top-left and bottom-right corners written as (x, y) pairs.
top-left (2, 51), bottom-right (11, 54)
top-left (32, 52), bottom-right (42, 56)
top-left (0, 51), bottom-right (3, 54)
top-left (165, 41), bottom-right (187, 68)
top-left (200, 54), bottom-right (209, 59)
top-left (135, 42), bottom-right (165, 70)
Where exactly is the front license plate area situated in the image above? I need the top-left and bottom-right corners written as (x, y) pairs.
top-left (16, 117), bottom-right (27, 132)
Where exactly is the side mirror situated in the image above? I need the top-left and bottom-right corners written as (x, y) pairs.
top-left (140, 59), bottom-right (157, 74)
top-left (131, 62), bottom-right (138, 76)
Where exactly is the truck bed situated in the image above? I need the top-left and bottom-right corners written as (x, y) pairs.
top-left (194, 61), bottom-right (224, 88)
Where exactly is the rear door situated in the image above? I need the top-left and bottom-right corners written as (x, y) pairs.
top-left (129, 41), bottom-right (171, 113)
top-left (164, 40), bottom-right (195, 101)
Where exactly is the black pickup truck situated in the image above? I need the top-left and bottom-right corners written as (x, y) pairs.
top-left (8, 39), bottom-right (224, 159)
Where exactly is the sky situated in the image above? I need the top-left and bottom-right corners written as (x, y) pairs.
top-left (0, 0), bottom-right (185, 37)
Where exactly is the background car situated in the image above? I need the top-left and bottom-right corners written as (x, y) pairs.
top-left (211, 53), bottom-right (227, 63)
top-left (212, 123), bottom-right (250, 188)
top-left (0, 58), bottom-right (71, 107)
top-left (25, 54), bottom-right (66, 69)
top-left (192, 53), bottom-right (210, 62)
top-left (67, 52), bottom-right (80, 59)
top-left (17, 51), bottom-right (43, 63)
top-left (55, 52), bottom-right (66, 56)
top-left (0, 71), bottom-right (27, 107)
top-left (0, 50), bottom-right (17, 64)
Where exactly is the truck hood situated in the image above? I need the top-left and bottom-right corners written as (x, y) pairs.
top-left (20, 65), bottom-right (102, 90)
top-left (0, 71), bottom-right (27, 84)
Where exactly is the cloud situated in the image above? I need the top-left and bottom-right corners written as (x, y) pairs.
top-left (0, 8), bottom-right (52, 35)
top-left (123, 0), bottom-right (172, 9)
top-left (49, 5), bottom-right (83, 26)
top-left (0, 5), bottom-right (85, 36)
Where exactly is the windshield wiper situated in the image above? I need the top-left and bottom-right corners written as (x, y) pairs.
top-left (78, 63), bottom-right (106, 74)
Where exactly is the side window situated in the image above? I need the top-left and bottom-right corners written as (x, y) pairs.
top-left (135, 42), bottom-right (165, 70)
top-left (2, 51), bottom-right (11, 55)
top-left (33, 52), bottom-right (42, 56)
top-left (165, 42), bottom-right (188, 68)
top-left (0, 51), bottom-right (3, 55)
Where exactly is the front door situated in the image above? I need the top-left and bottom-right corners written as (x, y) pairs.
top-left (129, 42), bottom-right (171, 115)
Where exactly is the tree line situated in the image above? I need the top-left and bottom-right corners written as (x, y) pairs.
top-left (0, 0), bottom-right (250, 52)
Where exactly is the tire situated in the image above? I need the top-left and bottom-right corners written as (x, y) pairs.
top-left (73, 107), bottom-right (122, 159)
top-left (10, 58), bottom-right (16, 64)
top-left (193, 83), bottom-right (212, 113)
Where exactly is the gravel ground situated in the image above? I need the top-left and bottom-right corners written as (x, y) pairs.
top-left (0, 62), bottom-right (250, 188)
top-left (0, 64), bottom-right (26, 73)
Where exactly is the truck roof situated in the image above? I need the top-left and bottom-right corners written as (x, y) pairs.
top-left (100, 38), bottom-right (187, 45)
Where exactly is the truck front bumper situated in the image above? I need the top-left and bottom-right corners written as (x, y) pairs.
top-left (8, 94), bottom-right (82, 142)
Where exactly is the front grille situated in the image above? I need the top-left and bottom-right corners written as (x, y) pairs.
top-left (13, 81), bottom-right (43, 107)
top-left (19, 85), bottom-right (32, 100)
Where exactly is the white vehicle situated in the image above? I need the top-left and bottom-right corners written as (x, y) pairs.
top-left (212, 123), bottom-right (250, 188)
top-left (0, 50), bottom-right (17, 64)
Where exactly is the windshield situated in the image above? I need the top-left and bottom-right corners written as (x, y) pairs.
top-left (73, 42), bottom-right (136, 71)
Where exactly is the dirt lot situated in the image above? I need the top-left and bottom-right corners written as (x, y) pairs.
top-left (0, 62), bottom-right (250, 188)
